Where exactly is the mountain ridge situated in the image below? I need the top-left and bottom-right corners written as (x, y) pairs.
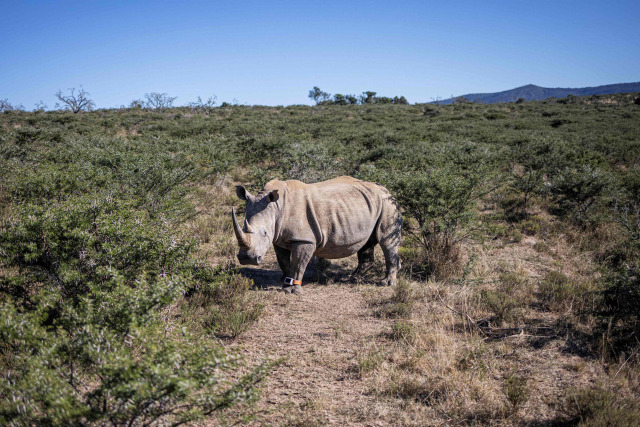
top-left (437, 82), bottom-right (640, 104)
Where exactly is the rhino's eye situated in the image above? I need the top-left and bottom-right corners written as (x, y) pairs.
top-left (261, 228), bottom-right (267, 236)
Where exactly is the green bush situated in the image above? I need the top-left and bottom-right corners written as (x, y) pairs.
top-left (280, 141), bottom-right (346, 183)
top-left (612, 167), bottom-right (640, 253)
top-left (0, 125), bottom-right (268, 424)
top-left (547, 165), bottom-right (611, 228)
top-left (363, 143), bottom-right (496, 279)
top-left (2, 195), bottom-right (192, 299)
top-left (504, 374), bottom-right (529, 410)
top-left (0, 202), bottom-right (268, 424)
top-left (597, 168), bottom-right (640, 355)
top-left (600, 265), bottom-right (640, 354)
top-left (0, 302), bottom-right (269, 425)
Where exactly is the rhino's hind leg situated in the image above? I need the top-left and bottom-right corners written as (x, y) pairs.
top-left (379, 243), bottom-right (400, 286)
top-left (315, 257), bottom-right (331, 284)
top-left (378, 199), bottom-right (403, 286)
top-left (351, 237), bottom-right (376, 279)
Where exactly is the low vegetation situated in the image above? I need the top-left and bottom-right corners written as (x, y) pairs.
top-left (1, 91), bottom-right (639, 424)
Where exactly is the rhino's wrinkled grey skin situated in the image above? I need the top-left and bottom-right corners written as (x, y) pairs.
top-left (232, 176), bottom-right (402, 294)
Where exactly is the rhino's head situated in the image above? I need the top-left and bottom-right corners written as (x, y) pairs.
top-left (232, 185), bottom-right (280, 266)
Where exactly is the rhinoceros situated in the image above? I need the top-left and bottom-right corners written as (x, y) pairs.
top-left (232, 176), bottom-right (402, 294)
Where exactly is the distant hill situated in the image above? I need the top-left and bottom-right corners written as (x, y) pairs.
top-left (437, 82), bottom-right (640, 104)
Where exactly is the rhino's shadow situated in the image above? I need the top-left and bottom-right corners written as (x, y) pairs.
top-left (240, 256), bottom-right (376, 290)
top-left (238, 267), bottom-right (283, 290)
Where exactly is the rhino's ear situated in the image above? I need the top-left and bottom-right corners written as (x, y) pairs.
top-left (268, 190), bottom-right (279, 203)
top-left (236, 185), bottom-right (251, 201)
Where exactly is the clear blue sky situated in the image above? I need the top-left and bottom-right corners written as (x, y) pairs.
top-left (2, 0), bottom-right (639, 108)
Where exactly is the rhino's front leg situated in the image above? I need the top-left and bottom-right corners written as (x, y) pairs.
top-left (284, 243), bottom-right (315, 295)
top-left (273, 245), bottom-right (291, 281)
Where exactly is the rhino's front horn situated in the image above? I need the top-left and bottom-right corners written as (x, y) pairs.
top-left (232, 208), bottom-right (251, 248)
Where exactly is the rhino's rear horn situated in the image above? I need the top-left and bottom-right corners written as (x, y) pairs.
top-left (232, 208), bottom-right (251, 248)
top-left (244, 218), bottom-right (256, 234)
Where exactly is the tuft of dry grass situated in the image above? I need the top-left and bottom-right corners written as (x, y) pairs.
top-left (390, 319), bottom-right (416, 343)
top-left (538, 270), bottom-right (600, 315)
top-left (370, 279), bottom-right (418, 319)
top-left (354, 347), bottom-right (384, 379)
top-left (560, 380), bottom-right (640, 426)
top-left (479, 270), bottom-right (533, 326)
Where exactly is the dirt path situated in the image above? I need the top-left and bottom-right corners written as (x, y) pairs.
top-left (230, 256), bottom-right (395, 425)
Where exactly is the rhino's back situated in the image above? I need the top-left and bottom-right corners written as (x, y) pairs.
top-left (282, 175), bottom-right (362, 191)
top-left (278, 177), bottom-right (388, 257)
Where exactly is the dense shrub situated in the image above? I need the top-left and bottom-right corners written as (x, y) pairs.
top-left (598, 168), bottom-right (640, 355)
top-left (612, 167), bottom-right (640, 251)
top-left (0, 301), bottom-right (269, 425)
top-left (505, 165), bottom-right (544, 220)
top-left (0, 196), bottom-right (268, 424)
top-left (0, 124), bottom-right (267, 424)
top-left (363, 143), bottom-right (496, 279)
top-left (546, 165), bottom-right (611, 228)
top-left (280, 141), bottom-right (346, 183)
top-left (600, 265), bottom-right (640, 354)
